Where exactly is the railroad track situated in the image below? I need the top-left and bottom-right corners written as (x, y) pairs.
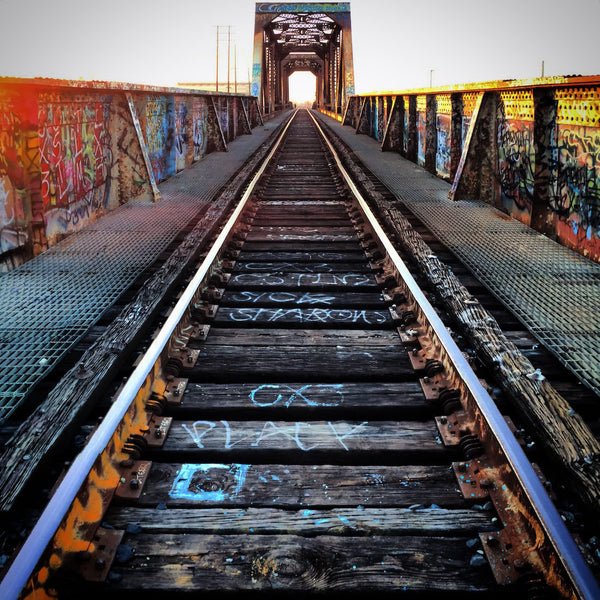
top-left (1, 109), bottom-right (598, 599)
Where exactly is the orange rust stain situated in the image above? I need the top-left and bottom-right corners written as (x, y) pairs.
top-left (36, 566), bottom-right (49, 585)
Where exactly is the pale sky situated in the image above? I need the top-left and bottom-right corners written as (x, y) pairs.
top-left (0, 0), bottom-right (598, 101)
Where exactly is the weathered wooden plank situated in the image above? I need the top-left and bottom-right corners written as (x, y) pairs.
top-left (202, 329), bottom-right (399, 346)
top-left (232, 261), bottom-right (370, 273)
top-left (238, 250), bottom-right (366, 262)
top-left (106, 506), bottom-right (493, 535)
top-left (251, 218), bottom-right (351, 227)
top-left (247, 226), bottom-right (355, 236)
top-left (245, 227), bottom-right (357, 242)
top-left (257, 199), bottom-right (344, 206)
top-left (139, 464), bottom-right (464, 507)
top-left (240, 241), bottom-right (361, 252)
top-left (186, 344), bottom-right (413, 381)
top-left (253, 212), bottom-right (350, 221)
top-left (227, 272), bottom-right (379, 291)
top-left (171, 381), bottom-right (429, 416)
top-left (103, 534), bottom-right (494, 592)
top-left (212, 307), bottom-right (393, 328)
top-left (161, 420), bottom-right (443, 456)
top-left (220, 290), bottom-right (385, 308)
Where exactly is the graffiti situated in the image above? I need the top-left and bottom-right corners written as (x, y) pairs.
top-left (0, 175), bottom-right (28, 251)
top-left (228, 291), bottom-right (336, 304)
top-left (0, 107), bottom-right (29, 251)
top-left (38, 99), bottom-right (113, 239)
top-left (249, 383), bottom-right (344, 408)
top-left (174, 99), bottom-right (187, 172)
top-left (497, 118), bottom-right (535, 213)
top-left (169, 463), bottom-right (249, 502)
top-left (417, 111), bottom-right (426, 166)
top-left (182, 420), bottom-right (368, 452)
top-left (44, 188), bottom-right (109, 240)
top-left (217, 98), bottom-right (229, 139)
top-left (549, 126), bottom-right (600, 239)
top-left (0, 109), bottom-right (21, 183)
top-left (231, 272), bottom-right (374, 287)
top-left (39, 101), bottom-right (112, 210)
top-left (192, 99), bottom-right (208, 161)
top-left (146, 96), bottom-right (171, 181)
top-left (436, 114), bottom-right (451, 179)
top-left (225, 307), bottom-right (389, 324)
top-left (403, 98), bottom-right (409, 154)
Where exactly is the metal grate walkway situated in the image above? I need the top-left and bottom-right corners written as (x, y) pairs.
top-left (0, 113), bottom-right (291, 423)
top-left (315, 112), bottom-right (600, 396)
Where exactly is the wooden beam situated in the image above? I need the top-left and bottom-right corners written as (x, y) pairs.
top-left (100, 534), bottom-right (496, 593)
top-left (138, 463), bottom-right (466, 507)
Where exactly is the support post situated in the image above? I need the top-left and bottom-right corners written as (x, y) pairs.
top-left (532, 88), bottom-right (558, 234)
top-left (125, 93), bottom-right (162, 203)
top-left (381, 96), bottom-right (404, 153)
top-left (425, 95), bottom-right (437, 174)
top-left (448, 92), bottom-right (485, 201)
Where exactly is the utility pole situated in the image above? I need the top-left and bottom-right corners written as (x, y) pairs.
top-left (227, 26), bottom-right (231, 92)
top-left (216, 26), bottom-right (219, 92)
top-left (234, 43), bottom-right (237, 93)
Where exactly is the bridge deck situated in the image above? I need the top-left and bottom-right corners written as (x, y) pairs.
top-left (0, 112), bottom-right (292, 422)
top-left (314, 111), bottom-right (600, 397)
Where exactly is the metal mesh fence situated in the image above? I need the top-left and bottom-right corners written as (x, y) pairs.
top-left (0, 117), bottom-right (287, 422)
top-left (325, 116), bottom-right (600, 396)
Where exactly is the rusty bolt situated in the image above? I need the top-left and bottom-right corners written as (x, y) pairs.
top-left (187, 354), bottom-right (193, 364)
top-left (513, 559), bottom-right (529, 572)
top-left (130, 478), bottom-right (140, 489)
top-left (479, 479), bottom-right (493, 489)
top-left (485, 535), bottom-right (500, 547)
top-left (95, 558), bottom-right (106, 571)
top-left (456, 463), bottom-right (467, 473)
top-left (439, 416), bottom-right (447, 425)
top-left (154, 429), bottom-right (163, 439)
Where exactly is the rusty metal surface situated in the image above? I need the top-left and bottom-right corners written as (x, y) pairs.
top-left (314, 111), bottom-right (600, 396)
top-left (0, 76), bottom-right (252, 97)
top-left (351, 74), bottom-right (600, 97)
top-left (0, 112), bottom-right (293, 423)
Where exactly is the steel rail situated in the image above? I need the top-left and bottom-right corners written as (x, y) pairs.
top-left (0, 110), bottom-right (299, 600)
top-left (308, 109), bottom-right (600, 600)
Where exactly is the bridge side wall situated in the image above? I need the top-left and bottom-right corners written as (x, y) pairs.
top-left (0, 80), bottom-right (260, 272)
top-left (343, 79), bottom-right (600, 263)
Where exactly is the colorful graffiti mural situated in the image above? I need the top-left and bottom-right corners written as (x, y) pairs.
top-left (497, 117), bottom-right (535, 219)
top-left (417, 111), bottom-right (426, 167)
top-left (0, 104), bottom-right (31, 253)
top-left (192, 97), bottom-right (209, 161)
top-left (436, 113), bottom-right (451, 179)
top-left (38, 98), bottom-right (114, 239)
top-left (403, 97), bottom-right (409, 154)
top-left (0, 80), bottom-right (258, 271)
top-left (146, 96), bottom-right (175, 182)
top-left (552, 125), bottom-right (600, 242)
top-left (174, 98), bottom-right (187, 172)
